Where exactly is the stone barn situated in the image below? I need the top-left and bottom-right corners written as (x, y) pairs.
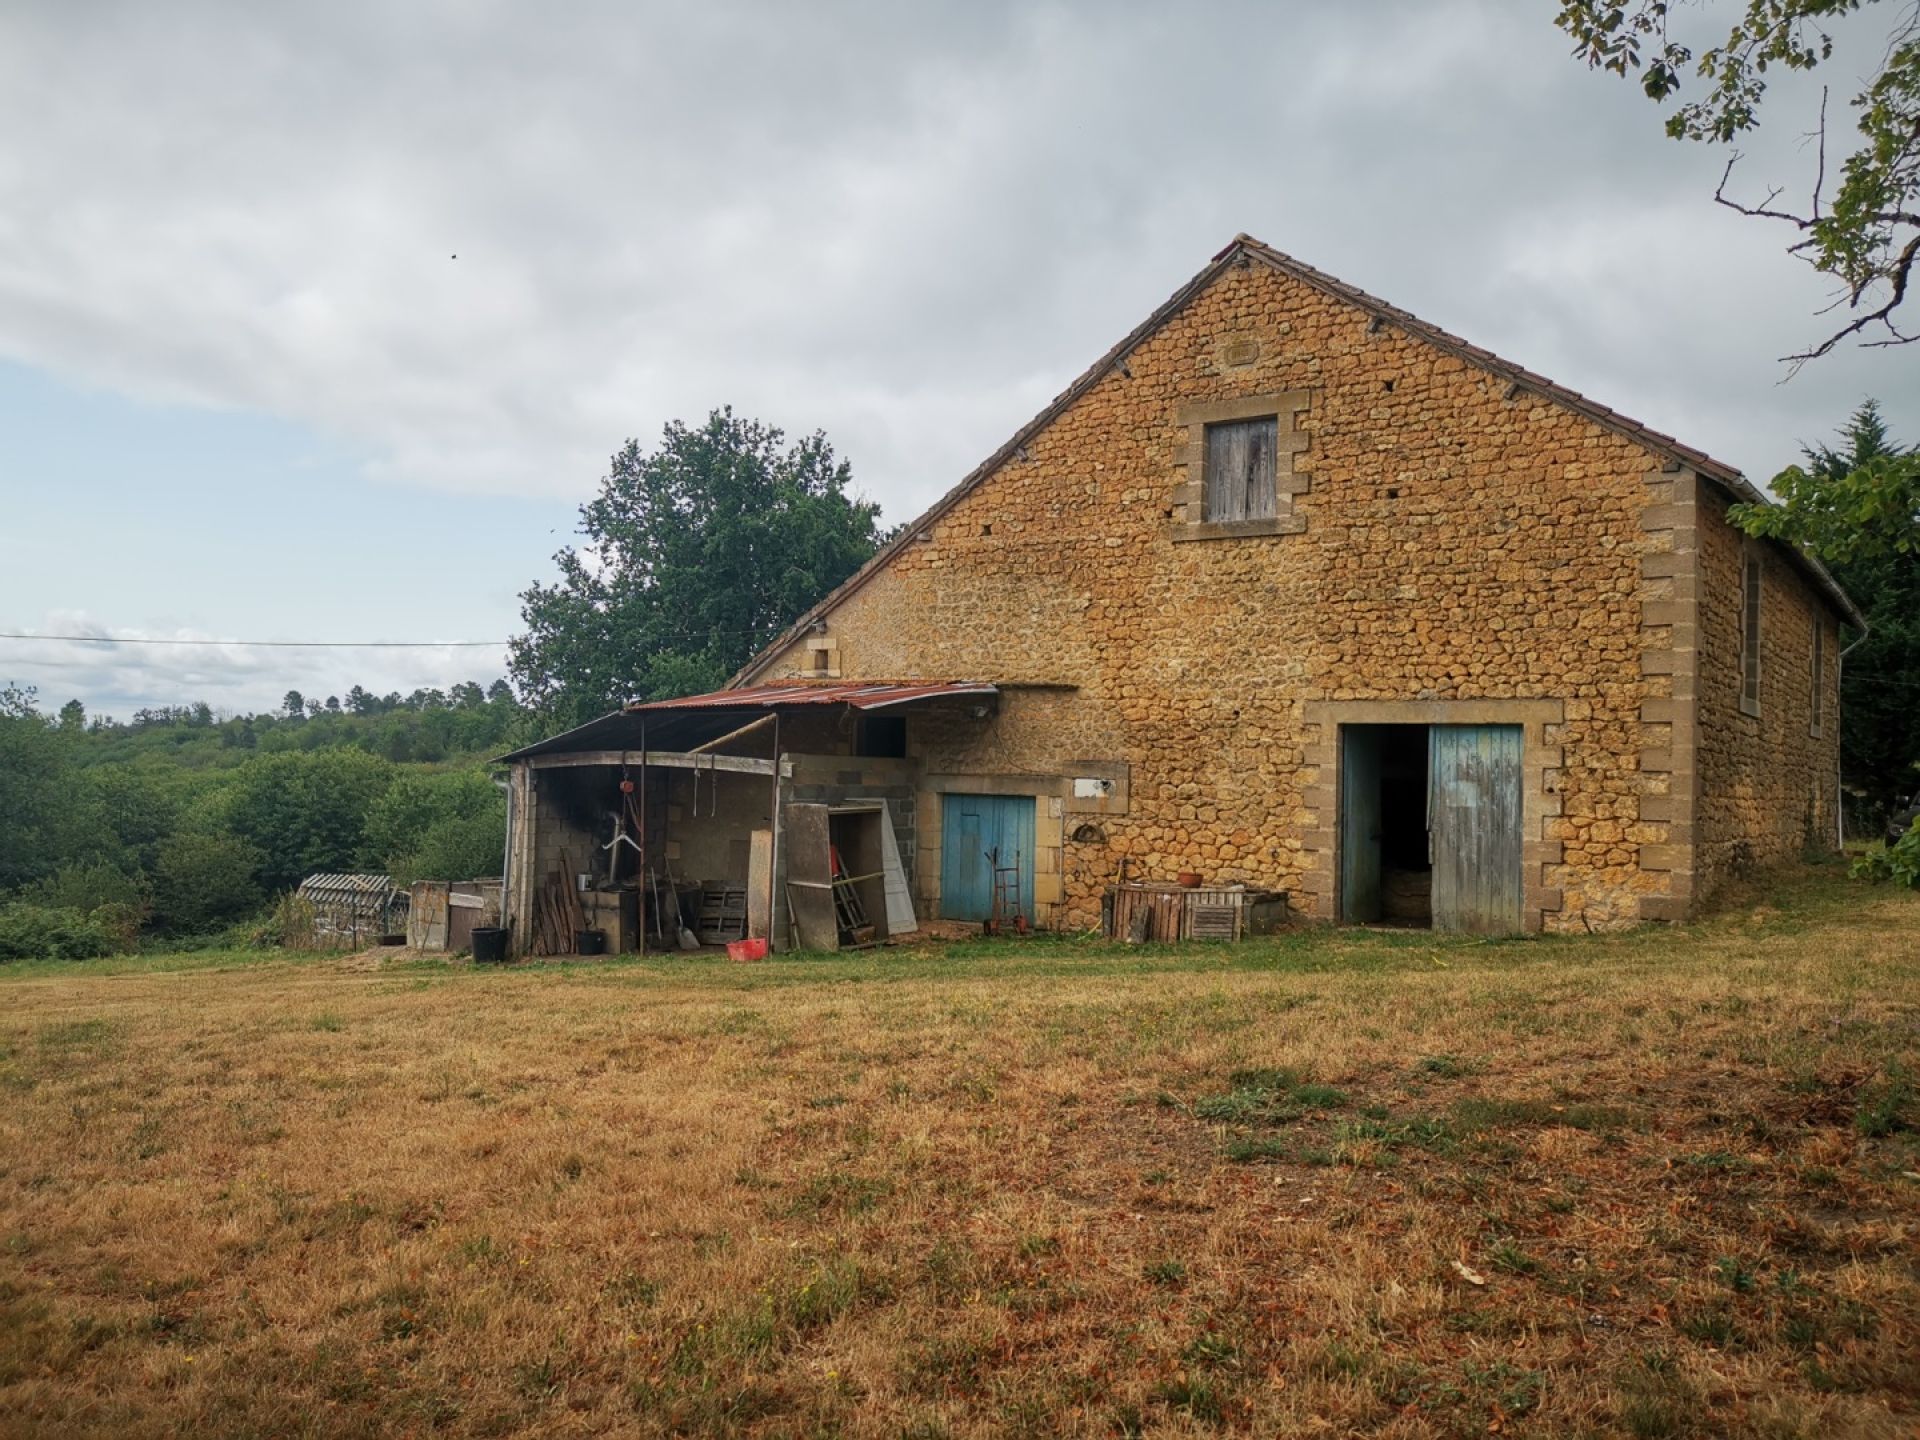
top-left (505, 235), bottom-right (1860, 948)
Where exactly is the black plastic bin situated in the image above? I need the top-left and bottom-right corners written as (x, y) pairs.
top-left (470, 927), bottom-right (509, 965)
top-left (574, 929), bottom-right (607, 956)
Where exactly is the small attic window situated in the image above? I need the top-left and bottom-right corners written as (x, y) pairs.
top-left (1202, 416), bottom-right (1278, 522)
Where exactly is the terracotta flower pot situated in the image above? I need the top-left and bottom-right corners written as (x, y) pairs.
top-left (1177, 871), bottom-right (1203, 888)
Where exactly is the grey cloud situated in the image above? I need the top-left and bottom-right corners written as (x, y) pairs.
top-left (0, 0), bottom-right (1914, 708)
top-left (4, 612), bottom-right (509, 722)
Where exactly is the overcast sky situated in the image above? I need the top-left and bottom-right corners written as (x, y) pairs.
top-left (2, 1), bottom-right (1914, 718)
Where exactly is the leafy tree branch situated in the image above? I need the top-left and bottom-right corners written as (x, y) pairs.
top-left (1557, 0), bottom-right (1920, 366)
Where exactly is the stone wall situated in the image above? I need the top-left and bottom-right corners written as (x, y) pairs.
top-left (751, 254), bottom-right (1836, 930)
top-left (1694, 491), bottom-right (1841, 893)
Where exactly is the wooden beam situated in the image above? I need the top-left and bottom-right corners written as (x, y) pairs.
top-left (525, 749), bottom-right (779, 777)
top-left (688, 712), bottom-right (775, 755)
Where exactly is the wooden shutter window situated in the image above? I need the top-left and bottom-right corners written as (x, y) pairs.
top-left (1203, 417), bottom-right (1279, 522)
top-left (1740, 554), bottom-right (1763, 716)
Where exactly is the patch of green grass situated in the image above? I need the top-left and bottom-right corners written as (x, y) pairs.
top-left (309, 1012), bottom-right (345, 1033)
top-left (1226, 1067), bottom-right (1303, 1092)
top-left (1151, 1374), bottom-right (1227, 1427)
top-left (1182, 1328), bottom-right (1241, 1371)
top-left (1288, 1083), bottom-right (1348, 1109)
top-left (1223, 1135), bottom-right (1293, 1163)
top-left (1451, 1096), bottom-right (1630, 1133)
top-left (37, 1019), bottom-right (117, 1049)
top-left (1487, 1240), bottom-right (1539, 1276)
top-left (1616, 1351), bottom-right (1700, 1439)
top-left (1714, 1256), bottom-right (1758, 1293)
top-left (785, 1171), bottom-right (891, 1217)
top-left (1855, 1065), bottom-right (1912, 1138)
top-left (1144, 1258), bottom-right (1186, 1286)
top-left (1331, 1115), bottom-right (1454, 1154)
top-left (1678, 1150), bottom-right (1757, 1172)
top-left (1678, 1303), bottom-right (1740, 1347)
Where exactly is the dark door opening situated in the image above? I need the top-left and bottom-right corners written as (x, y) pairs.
top-left (1339, 725), bottom-right (1432, 926)
top-left (1339, 722), bottom-right (1526, 934)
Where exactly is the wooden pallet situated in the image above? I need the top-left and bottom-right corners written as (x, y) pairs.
top-left (697, 886), bottom-right (749, 945)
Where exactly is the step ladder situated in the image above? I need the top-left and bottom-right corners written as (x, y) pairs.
top-left (985, 846), bottom-right (1026, 935)
top-left (829, 846), bottom-right (876, 946)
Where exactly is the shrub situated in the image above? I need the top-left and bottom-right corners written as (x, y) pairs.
top-left (24, 860), bottom-right (150, 917)
top-left (364, 771), bottom-right (505, 883)
top-left (150, 832), bottom-right (265, 932)
top-left (392, 810), bottom-right (506, 885)
top-left (0, 903), bottom-right (130, 961)
top-left (225, 750), bottom-right (395, 891)
top-left (1852, 825), bottom-right (1920, 889)
top-left (251, 892), bottom-right (317, 949)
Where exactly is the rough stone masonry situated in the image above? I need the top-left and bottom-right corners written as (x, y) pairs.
top-left (742, 238), bottom-right (1855, 933)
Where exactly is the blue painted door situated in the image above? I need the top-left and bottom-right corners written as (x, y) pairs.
top-left (1428, 725), bottom-right (1524, 934)
top-left (939, 794), bottom-right (1035, 923)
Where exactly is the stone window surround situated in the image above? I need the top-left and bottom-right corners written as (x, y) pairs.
top-left (1170, 391), bottom-right (1310, 543)
top-left (802, 637), bottom-right (841, 679)
top-left (1297, 698), bottom-right (1566, 934)
top-left (915, 772), bottom-right (1069, 917)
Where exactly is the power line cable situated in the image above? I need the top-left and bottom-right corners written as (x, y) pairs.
top-left (0, 633), bottom-right (508, 648)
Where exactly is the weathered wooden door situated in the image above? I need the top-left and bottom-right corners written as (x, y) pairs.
top-left (1338, 727), bottom-right (1383, 922)
top-left (1428, 725), bottom-right (1524, 934)
top-left (939, 794), bottom-right (1034, 923)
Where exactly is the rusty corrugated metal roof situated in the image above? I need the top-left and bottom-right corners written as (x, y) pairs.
top-left (625, 680), bottom-right (997, 712)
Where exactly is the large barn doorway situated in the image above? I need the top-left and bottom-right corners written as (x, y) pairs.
top-left (1339, 723), bottom-right (1523, 933)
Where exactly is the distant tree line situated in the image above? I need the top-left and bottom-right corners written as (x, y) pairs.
top-left (0, 678), bottom-right (528, 959)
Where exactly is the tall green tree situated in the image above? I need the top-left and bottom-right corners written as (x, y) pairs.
top-left (1730, 400), bottom-right (1920, 813)
top-left (223, 750), bottom-right (396, 891)
top-left (1556, 1), bottom-right (1920, 363)
top-left (510, 408), bottom-right (885, 725)
top-left (0, 687), bottom-right (64, 891)
top-left (361, 770), bottom-right (505, 883)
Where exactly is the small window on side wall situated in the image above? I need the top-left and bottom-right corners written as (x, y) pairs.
top-left (1203, 416), bottom-right (1279, 522)
top-left (1740, 553), bottom-right (1763, 717)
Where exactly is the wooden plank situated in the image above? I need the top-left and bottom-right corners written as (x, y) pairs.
top-left (746, 829), bottom-right (773, 940)
top-left (783, 803), bottom-right (839, 950)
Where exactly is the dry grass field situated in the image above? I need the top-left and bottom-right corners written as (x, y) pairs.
top-left (2, 866), bottom-right (1917, 1439)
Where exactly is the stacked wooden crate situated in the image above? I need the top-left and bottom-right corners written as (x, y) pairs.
top-left (1105, 883), bottom-right (1287, 942)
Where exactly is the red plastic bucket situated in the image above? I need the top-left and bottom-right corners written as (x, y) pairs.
top-left (726, 936), bottom-right (769, 963)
